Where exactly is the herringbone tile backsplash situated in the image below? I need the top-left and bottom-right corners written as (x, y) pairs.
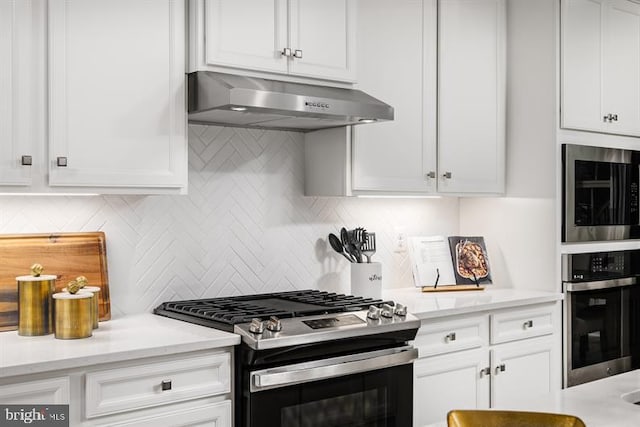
top-left (0, 125), bottom-right (459, 316)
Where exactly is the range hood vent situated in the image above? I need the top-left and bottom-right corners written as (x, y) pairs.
top-left (187, 71), bottom-right (394, 132)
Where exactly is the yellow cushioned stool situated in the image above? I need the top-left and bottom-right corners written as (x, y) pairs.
top-left (447, 410), bottom-right (586, 427)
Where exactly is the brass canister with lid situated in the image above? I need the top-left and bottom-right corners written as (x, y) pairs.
top-left (81, 285), bottom-right (101, 329)
top-left (53, 292), bottom-right (93, 339)
top-left (16, 264), bottom-right (56, 336)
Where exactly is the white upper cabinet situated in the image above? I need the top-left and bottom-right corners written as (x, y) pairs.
top-left (437, 0), bottom-right (506, 194)
top-left (309, 0), bottom-right (505, 196)
top-left (0, 0), bottom-right (34, 186)
top-left (351, 0), bottom-right (435, 193)
top-left (204, 0), bottom-right (289, 74)
top-left (562, 0), bottom-right (640, 137)
top-left (48, 0), bottom-right (187, 190)
top-left (192, 0), bottom-right (356, 83)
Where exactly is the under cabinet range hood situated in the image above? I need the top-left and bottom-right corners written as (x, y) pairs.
top-left (187, 71), bottom-right (394, 132)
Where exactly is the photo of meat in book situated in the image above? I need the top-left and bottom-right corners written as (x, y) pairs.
top-left (448, 236), bottom-right (492, 285)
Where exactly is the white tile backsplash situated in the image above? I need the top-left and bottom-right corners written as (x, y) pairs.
top-left (0, 125), bottom-right (459, 315)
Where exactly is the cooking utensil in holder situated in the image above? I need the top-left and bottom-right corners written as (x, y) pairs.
top-left (350, 262), bottom-right (382, 299)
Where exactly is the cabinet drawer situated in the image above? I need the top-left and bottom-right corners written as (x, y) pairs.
top-left (85, 352), bottom-right (231, 418)
top-left (0, 377), bottom-right (70, 404)
top-left (100, 400), bottom-right (232, 427)
top-left (414, 315), bottom-right (488, 357)
top-left (490, 304), bottom-right (555, 345)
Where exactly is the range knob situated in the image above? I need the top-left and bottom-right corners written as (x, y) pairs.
top-left (394, 303), bottom-right (407, 317)
top-left (381, 303), bottom-right (394, 318)
top-left (249, 318), bottom-right (265, 334)
top-left (266, 316), bottom-right (282, 332)
top-left (367, 305), bottom-right (381, 320)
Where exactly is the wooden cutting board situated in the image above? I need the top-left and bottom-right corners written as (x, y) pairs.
top-left (0, 232), bottom-right (110, 332)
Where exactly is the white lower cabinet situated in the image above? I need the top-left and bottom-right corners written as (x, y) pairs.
top-left (413, 303), bottom-right (560, 426)
top-left (0, 349), bottom-right (232, 427)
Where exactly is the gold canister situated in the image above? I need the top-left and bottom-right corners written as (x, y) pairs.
top-left (17, 274), bottom-right (57, 336)
top-left (53, 292), bottom-right (93, 339)
top-left (81, 286), bottom-right (101, 329)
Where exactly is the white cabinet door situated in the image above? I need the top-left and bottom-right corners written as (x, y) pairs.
top-left (414, 349), bottom-right (490, 427)
top-left (490, 336), bottom-right (555, 408)
top-left (48, 0), bottom-right (187, 189)
top-left (204, 0), bottom-right (288, 74)
top-left (102, 401), bottom-right (232, 427)
top-left (0, 0), bottom-right (33, 186)
top-left (351, 0), bottom-right (436, 193)
top-left (437, 0), bottom-right (506, 194)
top-left (561, 0), bottom-right (606, 133)
top-left (288, 0), bottom-right (356, 82)
top-left (603, 0), bottom-right (640, 135)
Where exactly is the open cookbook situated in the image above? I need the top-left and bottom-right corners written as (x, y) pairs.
top-left (408, 235), bottom-right (492, 291)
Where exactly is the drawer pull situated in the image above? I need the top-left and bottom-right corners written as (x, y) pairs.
top-left (523, 320), bottom-right (534, 329)
top-left (161, 380), bottom-right (172, 391)
top-left (480, 367), bottom-right (491, 377)
top-left (56, 156), bottom-right (68, 167)
top-left (445, 332), bottom-right (456, 342)
top-left (495, 364), bottom-right (506, 375)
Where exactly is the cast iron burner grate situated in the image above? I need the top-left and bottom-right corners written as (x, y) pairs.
top-left (154, 289), bottom-right (388, 332)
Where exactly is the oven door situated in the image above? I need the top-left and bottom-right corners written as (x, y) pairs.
top-left (565, 280), bottom-right (636, 386)
top-left (563, 144), bottom-right (640, 242)
top-left (246, 346), bottom-right (417, 427)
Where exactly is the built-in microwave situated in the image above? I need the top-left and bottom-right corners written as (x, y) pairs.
top-left (562, 144), bottom-right (640, 242)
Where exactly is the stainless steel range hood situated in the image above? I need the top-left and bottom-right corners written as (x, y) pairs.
top-left (187, 71), bottom-right (394, 132)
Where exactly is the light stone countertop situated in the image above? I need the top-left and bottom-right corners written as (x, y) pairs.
top-left (496, 369), bottom-right (640, 427)
top-left (382, 287), bottom-right (563, 320)
top-left (0, 313), bottom-right (240, 379)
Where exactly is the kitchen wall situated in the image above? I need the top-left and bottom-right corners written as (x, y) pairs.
top-left (0, 125), bottom-right (460, 316)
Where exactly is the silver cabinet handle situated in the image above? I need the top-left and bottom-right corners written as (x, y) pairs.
top-left (495, 363), bottom-right (506, 374)
top-left (161, 379), bottom-right (172, 391)
top-left (523, 320), bottom-right (533, 329)
top-left (445, 332), bottom-right (456, 342)
top-left (21, 155), bottom-right (32, 166)
top-left (425, 171), bottom-right (436, 179)
top-left (480, 367), bottom-right (491, 377)
top-left (442, 172), bottom-right (452, 179)
top-left (293, 49), bottom-right (303, 59)
top-left (281, 48), bottom-right (292, 57)
top-left (612, 114), bottom-right (618, 122)
top-left (603, 113), bottom-right (619, 123)
top-left (56, 157), bottom-right (68, 167)
top-left (251, 346), bottom-right (417, 392)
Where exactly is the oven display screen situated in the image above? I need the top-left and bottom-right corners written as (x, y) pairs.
top-left (303, 314), bottom-right (365, 329)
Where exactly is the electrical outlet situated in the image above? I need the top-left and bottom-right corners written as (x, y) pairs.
top-left (394, 232), bottom-right (407, 253)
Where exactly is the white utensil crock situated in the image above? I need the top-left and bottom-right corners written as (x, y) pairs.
top-left (350, 262), bottom-right (382, 299)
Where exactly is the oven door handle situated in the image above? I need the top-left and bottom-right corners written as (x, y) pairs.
top-left (565, 277), bottom-right (637, 292)
top-left (250, 345), bottom-right (418, 392)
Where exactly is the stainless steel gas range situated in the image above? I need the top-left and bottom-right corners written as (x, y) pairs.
top-left (155, 290), bottom-right (419, 427)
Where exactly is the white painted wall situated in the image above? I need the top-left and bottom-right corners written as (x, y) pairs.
top-left (0, 125), bottom-right (460, 316)
top-left (460, 0), bottom-right (558, 291)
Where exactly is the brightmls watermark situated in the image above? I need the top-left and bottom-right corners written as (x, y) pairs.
top-left (1, 405), bottom-right (68, 426)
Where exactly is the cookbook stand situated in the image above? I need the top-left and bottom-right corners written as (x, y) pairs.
top-left (420, 268), bottom-right (485, 293)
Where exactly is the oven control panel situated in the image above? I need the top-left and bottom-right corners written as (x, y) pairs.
top-left (562, 250), bottom-right (639, 282)
top-left (236, 303), bottom-right (420, 350)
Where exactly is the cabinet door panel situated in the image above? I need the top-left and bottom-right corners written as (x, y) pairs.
top-left (491, 337), bottom-right (555, 408)
top-left (561, 0), bottom-right (606, 132)
top-left (288, 0), bottom-right (356, 82)
top-left (414, 350), bottom-right (490, 427)
top-left (352, 0), bottom-right (435, 193)
top-left (0, 0), bottom-right (33, 186)
top-left (48, 0), bottom-right (187, 188)
top-left (437, 0), bottom-right (505, 194)
top-left (204, 0), bottom-right (288, 74)
top-left (604, 0), bottom-right (640, 135)
top-left (0, 377), bottom-right (70, 404)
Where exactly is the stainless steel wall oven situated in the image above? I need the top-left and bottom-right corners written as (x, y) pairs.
top-left (562, 250), bottom-right (640, 387)
top-left (562, 144), bottom-right (640, 242)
